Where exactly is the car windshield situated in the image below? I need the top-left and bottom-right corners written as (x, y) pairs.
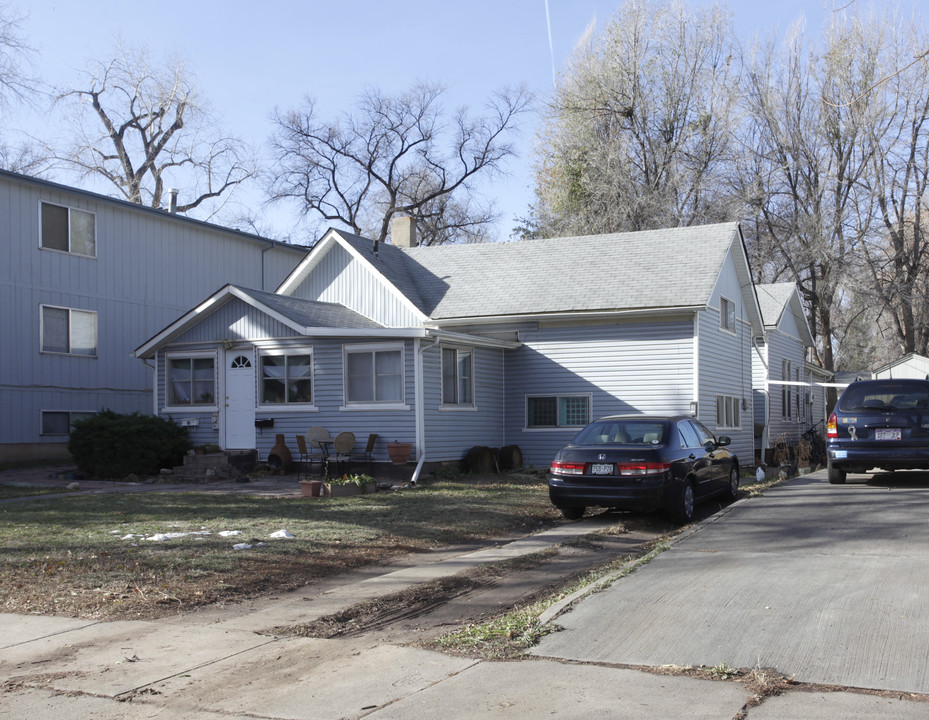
top-left (572, 420), bottom-right (666, 446)
top-left (839, 382), bottom-right (929, 412)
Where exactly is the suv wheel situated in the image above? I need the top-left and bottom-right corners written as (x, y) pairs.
top-left (827, 458), bottom-right (846, 485)
top-left (559, 505), bottom-right (585, 520)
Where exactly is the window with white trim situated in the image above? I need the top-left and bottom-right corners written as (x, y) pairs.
top-left (41, 202), bottom-right (96, 257)
top-left (782, 359), bottom-right (792, 419)
top-left (259, 350), bottom-right (312, 405)
top-left (41, 410), bottom-right (95, 436)
top-left (41, 305), bottom-right (97, 356)
top-left (167, 354), bottom-right (216, 406)
top-left (716, 395), bottom-right (741, 429)
top-left (720, 296), bottom-right (736, 332)
top-left (441, 347), bottom-right (473, 406)
top-left (344, 344), bottom-right (403, 404)
top-left (527, 395), bottom-right (590, 428)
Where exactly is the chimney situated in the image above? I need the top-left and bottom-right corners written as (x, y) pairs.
top-left (391, 215), bottom-right (418, 247)
top-left (168, 188), bottom-right (179, 214)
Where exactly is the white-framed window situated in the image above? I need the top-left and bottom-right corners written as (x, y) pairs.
top-left (40, 305), bottom-right (97, 356)
top-left (782, 359), bottom-right (792, 419)
top-left (441, 347), bottom-right (474, 407)
top-left (166, 353), bottom-right (216, 407)
top-left (795, 368), bottom-right (804, 420)
top-left (719, 296), bottom-right (736, 333)
top-left (716, 395), bottom-right (741, 430)
top-left (259, 349), bottom-right (313, 405)
top-left (344, 343), bottom-right (404, 405)
top-left (40, 201), bottom-right (96, 257)
top-left (41, 410), bottom-right (95, 436)
top-left (526, 394), bottom-right (591, 429)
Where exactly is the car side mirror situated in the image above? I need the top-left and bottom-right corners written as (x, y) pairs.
top-left (716, 435), bottom-right (731, 447)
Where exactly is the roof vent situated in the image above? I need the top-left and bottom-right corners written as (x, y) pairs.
top-left (168, 188), bottom-right (179, 214)
top-left (391, 216), bottom-right (418, 248)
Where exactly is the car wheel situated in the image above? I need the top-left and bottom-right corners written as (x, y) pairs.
top-left (725, 464), bottom-right (739, 500)
top-left (827, 458), bottom-right (846, 485)
top-left (559, 505), bottom-right (585, 520)
top-left (671, 481), bottom-right (695, 524)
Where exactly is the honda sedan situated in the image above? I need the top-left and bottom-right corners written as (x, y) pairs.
top-left (549, 414), bottom-right (739, 523)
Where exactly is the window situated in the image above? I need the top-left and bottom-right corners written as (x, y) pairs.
top-left (41, 202), bottom-right (96, 257)
top-left (716, 395), bottom-right (741, 429)
top-left (41, 411), bottom-right (95, 436)
top-left (41, 305), bottom-right (97, 356)
top-left (527, 395), bottom-right (590, 428)
top-left (167, 355), bottom-right (216, 406)
top-left (720, 296), bottom-right (736, 332)
top-left (441, 347), bottom-right (473, 406)
top-left (782, 360), bottom-right (792, 419)
top-left (260, 351), bottom-right (312, 405)
top-left (796, 368), bottom-right (804, 420)
top-left (345, 345), bottom-right (403, 404)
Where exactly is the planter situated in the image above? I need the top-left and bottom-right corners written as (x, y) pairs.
top-left (362, 482), bottom-right (377, 495)
top-left (387, 442), bottom-right (413, 466)
top-left (324, 482), bottom-right (362, 498)
top-left (300, 479), bottom-right (323, 497)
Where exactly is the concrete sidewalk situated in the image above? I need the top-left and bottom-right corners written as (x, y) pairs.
top-left (2, 472), bottom-right (926, 718)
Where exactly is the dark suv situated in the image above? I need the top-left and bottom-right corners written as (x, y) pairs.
top-left (827, 378), bottom-right (929, 484)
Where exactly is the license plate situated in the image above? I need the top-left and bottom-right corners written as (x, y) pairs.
top-left (590, 463), bottom-right (613, 475)
top-left (875, 428), bottom-right (901, 441)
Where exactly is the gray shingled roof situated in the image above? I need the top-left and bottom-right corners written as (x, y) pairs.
top-left (342, 223), bottom-right (741, 319)
top-left (756, 283), bottom-right (796, 328)
top-left (237, 287), bottom-right (383, 329)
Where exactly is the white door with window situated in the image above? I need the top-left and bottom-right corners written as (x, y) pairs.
top-left (224, 350), bottom-right (256, 449)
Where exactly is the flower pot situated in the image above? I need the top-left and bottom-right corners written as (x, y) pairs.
top-left (325, 482), bottom-right (362, 497)
top-left (300, 479), bottom-right (323, 497)
top-left (387, 442), bottom-right (413, 466)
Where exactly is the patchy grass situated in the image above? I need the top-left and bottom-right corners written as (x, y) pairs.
top-left (0, 485), bottom-right (68, 500)
top-left (0, 472), bottom-right (558, 620)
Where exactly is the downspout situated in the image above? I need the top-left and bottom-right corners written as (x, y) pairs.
top-left (752, 335), bottom-right (770, 457)
top-left (410, 335), bottom-right (440, 485)
top-left (261, 241), bottom-right (275, 291)
top-left (144, 356), bottom-right (157, 416)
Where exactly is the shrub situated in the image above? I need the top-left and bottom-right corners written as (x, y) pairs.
top-left (68, 411), bottom-right (192, 479)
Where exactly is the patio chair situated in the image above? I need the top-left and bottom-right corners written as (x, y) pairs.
top-left (306, 426), bottom-right (332, 478)
top-left (333, 431), bottom-right (356, 477)
top-left (352, 433), bottom-right (377, 474)
top-left (295, 434), bottom-right (309, 480)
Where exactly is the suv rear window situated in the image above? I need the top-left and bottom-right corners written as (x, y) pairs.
top-left (838, 381), bottom-right (929, 412)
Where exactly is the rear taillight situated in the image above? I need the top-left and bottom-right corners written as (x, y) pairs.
top-left (551, 460), bottom-right (586, 475)
top-left (827, 413), bottom-right (838, 439)
top-left (616, 462), bottom-right (671, 476)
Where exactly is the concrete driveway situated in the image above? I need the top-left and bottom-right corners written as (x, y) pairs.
top-left (533, 469), bottom-right (929, 695)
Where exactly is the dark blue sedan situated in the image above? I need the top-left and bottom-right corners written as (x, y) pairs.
top-left (549, 414), bottom-right (739, 523)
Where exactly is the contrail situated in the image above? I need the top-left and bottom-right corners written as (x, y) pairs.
top-left (545, 0), bottom-right (556, 86)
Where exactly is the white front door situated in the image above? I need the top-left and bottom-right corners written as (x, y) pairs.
top-left (224, 349), bottom-right (256, 449)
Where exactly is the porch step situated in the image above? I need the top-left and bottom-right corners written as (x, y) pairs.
top-left (167, 450), bottom-right (257, 483)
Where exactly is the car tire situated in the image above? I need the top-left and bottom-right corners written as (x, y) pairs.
top-left (670, 481), bottom-right (695, 524)
top-left (827, 458), bottom-right (846, 485)
top-left (559, 505), bottom-right (585, 520)
top-left (725, 464), bottom-right (740, 500)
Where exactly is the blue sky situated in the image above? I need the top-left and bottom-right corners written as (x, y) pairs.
top-left (9, 1), bottom-right (912, 243)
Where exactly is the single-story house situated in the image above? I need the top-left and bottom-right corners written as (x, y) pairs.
top-left (872, 353), bottom-right (929, 380)
top-left (752, 282), bottom-right (832, 457)
top-left (135, 221), bottom-right (764, 471)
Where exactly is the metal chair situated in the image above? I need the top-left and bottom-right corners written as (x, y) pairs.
top-left (306, 426), bottom-right (331, 477)
top-left (352, 433), bottom-right (377, 474)
top-left (295, 434), bottom-right (309, 480)
top-left (333, 431), bottom-right (356, 477)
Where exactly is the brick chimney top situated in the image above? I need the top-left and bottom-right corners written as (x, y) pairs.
top-left (391, 216), bottom-right (418, 247)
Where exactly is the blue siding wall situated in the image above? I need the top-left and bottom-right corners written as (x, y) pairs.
top-left (0, 172), bottom-right (305, 454)
top-left (289, 243), bottom-right (423, 327)
top-left (421, 343), bottom-right (506, 463)
top-left (504, 319), bottom-right (695, 467)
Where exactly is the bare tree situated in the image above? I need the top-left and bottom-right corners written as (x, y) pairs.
top-left (0, 4), bottom-right (43, 172)
top-left (51, 45), bottom-right (255, 214)
top-left (267, 82), bottom-right (531, 246)
top-left (856, 21), bottom-right (929, 356)
top-left (525, 0), bottom-right (742, 238)
top-left (739, 15), bottom-right (890, 380)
